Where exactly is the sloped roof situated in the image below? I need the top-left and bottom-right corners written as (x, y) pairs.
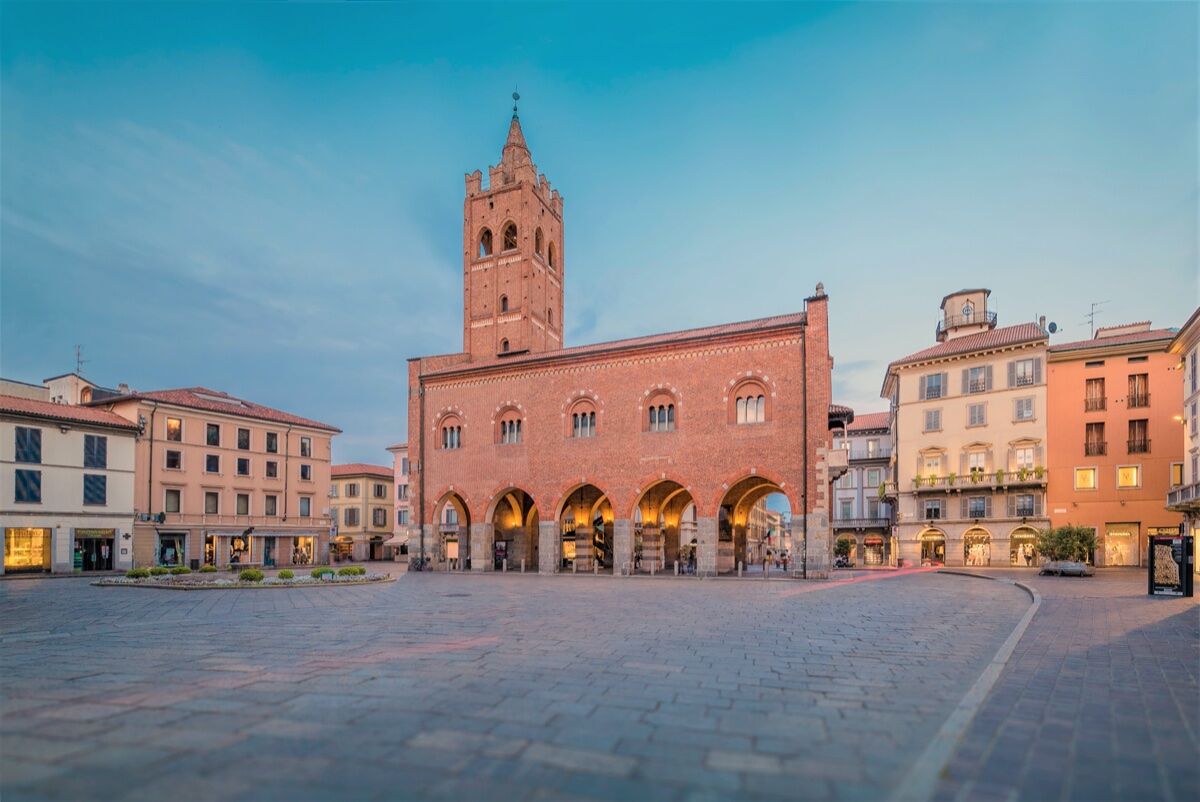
top-left (423, 311), bottom-right (808, 378)
top-left (0, 394), bottom-right (140, 431)
top-left (1049, 327), bottom-right (1177, 354)
top-left (332, 463), bottom-right (393, 479)
top-left (847, 411), bottom-right (890, 432)
top-left (87, 387), bottom-right (340, 433)
top-left (889, 323), bottom-right (1046, 370)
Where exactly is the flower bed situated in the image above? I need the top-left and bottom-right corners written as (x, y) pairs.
top-left (92, 572), bottom-right (393, 590)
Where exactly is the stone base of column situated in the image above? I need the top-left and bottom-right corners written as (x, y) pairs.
top-left (538, 521), bottom-right (558, 574)
top-left (470, 523), bottom-right (494, 571)
top-left (612, 519), bottom-right (633, 575)
top-left (696, 517), bottom-right (718, 577)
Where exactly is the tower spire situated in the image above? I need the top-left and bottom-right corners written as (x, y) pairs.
top-left (512, 88), bottom-right (520, 119)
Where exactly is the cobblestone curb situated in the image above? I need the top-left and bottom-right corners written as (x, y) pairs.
top-left (90, 576), bottom-right (396, 591)
top-left (889, 570), bottom-right (1042, 802)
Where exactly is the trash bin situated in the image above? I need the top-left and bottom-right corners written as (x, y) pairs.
top-left (190, 558), bottom-right (200, 571)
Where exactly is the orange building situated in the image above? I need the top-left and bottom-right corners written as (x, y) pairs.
top-left (1046, 322), bottom-right (1183, 567)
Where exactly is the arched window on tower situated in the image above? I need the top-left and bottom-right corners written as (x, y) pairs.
top-left (733, 381), bottom-right (769, 424)
top-left (547, 242), bottom-right (557, 271)
top-left (500, 294), bottom-right (509, 313)
top-left (502, 223), bottom-right (518, 251)
top-left (500, 338), bottom-right (509, 353)
top-left (547, 308), bottom-right (553, 326)
top-left (534, 228), bottom-right (544, 256)
top-left (569, 400), bottom-right (598, 438)
top-left (478, 229), bottom-right (493, 258)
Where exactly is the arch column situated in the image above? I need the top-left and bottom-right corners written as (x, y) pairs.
top-left (613, 519), bottom-right (633, 574)
top-left (470, 523), bottom-right (494, 571)
top-left (696, 517), bottom-right (718, 577)
top-left (538, 520), bottom-right (559, 574)
top-left (641, 525), bottom-right (662, 572)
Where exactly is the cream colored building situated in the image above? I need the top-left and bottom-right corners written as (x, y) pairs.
top-left (883, 289), bottom-right (1050, 567)
top-left (330, 464), bottom-right (394, 561)
top-left (1166, 305), bottom-right (1200, 575)
top-left (386, 442), bottom-right (411, 554)
top-left (1, 392), bottom-right (138, 574)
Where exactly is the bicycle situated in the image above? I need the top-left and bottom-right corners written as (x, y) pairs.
top-left (408, 557), bottom-right (427, 572)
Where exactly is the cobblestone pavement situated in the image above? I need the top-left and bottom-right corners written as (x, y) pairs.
top-left (0, 570), bottom-right (1031, 801)
top-left (934, 569), bottom-right (1199, 802)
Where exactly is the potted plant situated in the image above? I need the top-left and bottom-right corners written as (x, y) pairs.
top-left (1034, 465), bottom-right (1045, 480)
top-left (947, 472), bottom-right (957, 486)
top-left (1018, 466), bottom-right (1029, 482)
top-left (994, 468), bottom-right (1006, 484)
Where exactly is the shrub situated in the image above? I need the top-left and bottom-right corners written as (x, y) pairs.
top-left (834, 539), bottom-right (852, 559)
top-left (149, 566), bottom-right (170, 576)
top-left (126, 567), bottom-right (150, 579)
top-left (338, 566), bottom-right (365, 577)
top-left (170, 566), bottom-right (191, 575)
top-left (1036, 525), bottom-right (1097, 563)
top-left (311, 567), bottom-right (335, 579)
top-left (277, 569), bottom-right (294, 580)
top-left (238, 568), bottom-right (264, 583)
top-left (199, 564), bottom-right (217, 573)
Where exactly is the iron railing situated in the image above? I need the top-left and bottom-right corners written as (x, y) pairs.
top-left (1084, 441), bottom-right (1107, 456)
top-left (1084, 397), bottom-right (1106, 412)
top-left (1127, 438), bottom-right (1150, 454)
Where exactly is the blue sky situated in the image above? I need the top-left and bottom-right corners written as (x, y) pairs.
top-left (2, 1), bottom-right (1196, 465)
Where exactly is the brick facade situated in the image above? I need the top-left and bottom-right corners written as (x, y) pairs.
top-left (407, 113), bottom-right (836, 577)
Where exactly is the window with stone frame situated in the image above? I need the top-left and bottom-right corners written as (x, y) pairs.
top-left (498, 410), bottom-right (523, 445)
top-left (732, 381), bottom-right (768, 425)
top-left (569, 401), bottom-right (597, 438)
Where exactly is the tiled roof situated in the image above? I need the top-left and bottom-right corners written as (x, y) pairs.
top-left (424, 312), bottom-right (807, 377)
top-left (1049, 327), bottom-right (1177, 354)
top-left (87, 387), bottom-right (341, 433)
top-left (386, 442), bottom-right (407, 451)
top-left (829, 403), bottom-right (855, 422)
top-left (847, 411), bottom-right (890, 432)
top-left (889, 323), bottom-right (1046, 370)
top-left (332, 463), bottom-right (393, 479)
top-left (0, 394), bottom-right (140, 431)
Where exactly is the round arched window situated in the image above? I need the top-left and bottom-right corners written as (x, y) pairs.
top-left (478, 229), bottom-right (493, 258)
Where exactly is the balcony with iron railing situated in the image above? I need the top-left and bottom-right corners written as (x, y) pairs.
top-left (1084, 397), bottom-right (1106, 412)
top-left (837, 443), bottom-right (894, 461)
top-left (832, 516), bottom-right (893, 530)
top-left (148, 512), bottom-right (334, 529)
top-left (1127, 438), bottom-right (1151, 455)
top-left (1084, 441), bottom-right (1107, 456)
top-left (911, 469), bottom-right (1047, 493)
top-left (936, 311), bottom-right (997, 340)
top-left (1127, 393), bottom-right (1150, 409)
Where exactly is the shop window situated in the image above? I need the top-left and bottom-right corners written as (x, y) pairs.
top-left (165, 489), bottom-right (181, 513)
top-left (158, 533), bottom-right (184, 567)
top-left (83, 475), bottom-right (107, 506)
top-left (206, 423), bottom-right (220, 446)
top-left (166, 417), bottom-right (182, 442)
top-left (14, 427), bottom-right (41, 464)
top-left (83, 435), bottom-right (108, 469)
top-left (237, 428), bottom-right (251, 450)
top-left (14, 469), bottom-right (41, 503)
top-left (228, 535), bottom-right (249, 565)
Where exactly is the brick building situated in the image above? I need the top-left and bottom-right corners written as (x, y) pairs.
top-left (406, 109), bottom-right (842, 577)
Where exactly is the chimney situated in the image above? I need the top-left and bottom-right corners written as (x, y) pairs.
top-left (1038, 316), bottom-right (1046, 331)
top-left (117, 383), bottom-right (130, 394)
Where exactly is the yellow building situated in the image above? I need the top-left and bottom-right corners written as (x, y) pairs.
top-left (329, 464), bottom-right (394, 562)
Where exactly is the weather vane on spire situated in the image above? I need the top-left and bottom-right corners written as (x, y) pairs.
top-left (512, 88), bottom-right (520, 119)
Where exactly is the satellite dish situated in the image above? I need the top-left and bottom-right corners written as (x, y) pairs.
top-left (1048, 322), bottom-right (1058, 334)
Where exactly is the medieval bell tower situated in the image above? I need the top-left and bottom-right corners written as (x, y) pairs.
top-left (462, 96), bottom-right (565, 360)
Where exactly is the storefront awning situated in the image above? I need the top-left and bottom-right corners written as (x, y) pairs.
top-left (384, 535), bottom-right (407, 546)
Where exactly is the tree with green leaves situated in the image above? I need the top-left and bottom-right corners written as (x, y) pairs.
top-left (1036, 525), bottom-right (1097, 562)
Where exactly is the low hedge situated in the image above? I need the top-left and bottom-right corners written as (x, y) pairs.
top-left (238, 568), bottom-right (264, 583)
top-left (149, 567), bottom-right (170, 576)
top-left (337, 566), bottom-right (366, 577)
top-left (170, 566), bottom-right (191, 575)
top-left (199, 565), bottom-right (217, 573)
top-left (277, 569), bottom-right (294, 580)
top-left (311, 567), bottom-right (335, 579)
top-left (126, 567), bottom-right (150, 579)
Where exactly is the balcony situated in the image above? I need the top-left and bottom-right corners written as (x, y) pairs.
top-left (149, 512), bottom-right (334, 529)
top-left (833, 516), bottom-right (892, 531)
top-left (1127, 438), bottom-right (1150, 455)
top-left (838, 444), bottom-right (893, 461)
top-left (1084, 441), bottom-right (1107, 456)
top-left (827, 447), bottom-right (850, 481)
top-left (1128, 393), bottom-right (1150, 409)
top-left (1084, 397), bottom-right (1106, 412)
top-left (912, 470), bottom-right (1046, 493)
top-left (936, 311), bottom-right (997, 340)
top-left (1167, 482), bottom-right (1200, 512)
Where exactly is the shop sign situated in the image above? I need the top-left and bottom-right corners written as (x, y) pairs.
top-left (1148, 535), bottom-right (1194, 597)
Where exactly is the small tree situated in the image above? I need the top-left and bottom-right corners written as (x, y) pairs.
top-left (1036, 525), bottom-right (1096, 562)
top-left (834, 538), bottom-right (852, 559)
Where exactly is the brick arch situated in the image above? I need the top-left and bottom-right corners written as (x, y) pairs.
top-left (629, 473), bottom-right (708, 519)
top-left (431, 405), bottom-right (466, 433)
top-left (551, 479), bottom-right (622, 524)
top-left (427, 485), bottom-right (473, 525)
top-left (491, 401), bottom-right (525, 443)
top-left (483, 483), bottom-right (542, 522)
top-left (710, 469), bottom-right (798, 518)
top-left (640, 383), bottom-right (681, 432)
top-left (500, 220), bottom-right (519, 251)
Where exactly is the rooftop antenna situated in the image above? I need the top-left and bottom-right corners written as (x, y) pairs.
top-left (1084, 301), bottom-right (1109, 338)
top-left (74, 344), bottom-right (88, 376)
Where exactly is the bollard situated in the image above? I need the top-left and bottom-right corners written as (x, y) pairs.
top-left (521, 558), bottom-right (525, 573)
top-left (503, 558), bottom-right (508, 573)
top-left (650, 560), bottom-right (655, 576)
top-left (738, 561), bottom-right (743, 577)
top-left (674, 560), bottom-right (679, 576)
top-left (594, 562), bottom-right (599, 576)
top-left (573, 560), bottom-right (577, 574)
